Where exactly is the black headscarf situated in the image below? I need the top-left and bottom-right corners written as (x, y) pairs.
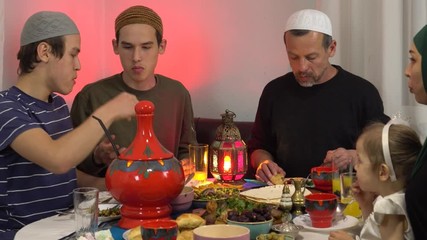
top-left (412, 25), bottom-right (427, 177)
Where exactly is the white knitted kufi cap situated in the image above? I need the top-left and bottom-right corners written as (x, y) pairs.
top-left (20, 11), bottom-right (79, 46)
top-left (284, 9), bottom-right (332, 36)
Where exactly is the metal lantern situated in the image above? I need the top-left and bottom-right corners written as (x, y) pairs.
top-left (209, 110), bottom-right (248, 182)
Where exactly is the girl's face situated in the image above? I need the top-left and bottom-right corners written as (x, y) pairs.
top-left (355, 138), bottom-right (380, 193)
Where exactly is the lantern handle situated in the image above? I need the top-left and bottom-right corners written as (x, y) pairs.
top-left (223, 109), bottom-right (236, 119)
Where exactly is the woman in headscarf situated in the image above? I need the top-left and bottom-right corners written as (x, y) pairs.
top-left (405, 24), bottom-right (427, 240)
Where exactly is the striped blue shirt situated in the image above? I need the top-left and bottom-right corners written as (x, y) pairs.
top-left (0, 87), bottom-right (77, 238)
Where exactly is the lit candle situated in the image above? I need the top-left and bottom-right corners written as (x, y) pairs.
top-left (223, 155), bottom-right (231, 172)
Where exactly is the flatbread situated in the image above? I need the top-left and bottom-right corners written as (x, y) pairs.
top-left (239, 185), bottom-right (311, 205)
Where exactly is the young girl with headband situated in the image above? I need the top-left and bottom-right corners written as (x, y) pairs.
top-left (329, 120), bottom-right (421, 240)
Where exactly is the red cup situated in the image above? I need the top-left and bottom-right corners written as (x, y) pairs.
top-left (304, 193), bottom-right (338, 228)
top-left (310, 166), bottom-right (333, 191)
top-left (142, 219), bottom-right (178, 240)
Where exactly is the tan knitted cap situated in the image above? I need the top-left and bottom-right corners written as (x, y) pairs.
top-left (115, 5), bottom-right (163, 38)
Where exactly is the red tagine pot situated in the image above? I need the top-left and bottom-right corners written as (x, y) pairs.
top-left (105, 100), bottom-right (185, 229)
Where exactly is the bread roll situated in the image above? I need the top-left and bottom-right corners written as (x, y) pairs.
top-left (176, 213), bottom-right (206, 230)
top-left (270, 173), bottom-right (285, 185)
top-left (177, 230), bottom-right (193, 240)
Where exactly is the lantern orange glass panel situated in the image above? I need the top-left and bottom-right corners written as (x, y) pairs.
top-left (209, 110), bottom-right (248, 182)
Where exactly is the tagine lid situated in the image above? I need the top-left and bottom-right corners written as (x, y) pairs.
top-left (119, 100), bottom-right (174, 161)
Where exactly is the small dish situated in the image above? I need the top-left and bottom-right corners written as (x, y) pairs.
top-left (256, 233), bottom-right (295, 240)
top-left (271, 222), bottom-right (304, 237)
top-left (171, 186), bottom-right (194, 212)
top-left (122, 229), bottom-right (130, 240)
top-left (98, 203), bottom-right (121, 222)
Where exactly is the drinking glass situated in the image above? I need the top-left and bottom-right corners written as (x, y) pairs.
top-left (332, 160), bottom-right (353, 198)
top-left (189, 144), bottom-right (209, 182)
top-left (339, 172), bottom-right (362, 218)
top-left (73, 187), bottom-right (99, 239)
top-left (340, 172), bottom-right (356, 204)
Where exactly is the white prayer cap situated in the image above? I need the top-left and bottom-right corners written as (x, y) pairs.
top-left (284, 9), bottom-right (332, 37)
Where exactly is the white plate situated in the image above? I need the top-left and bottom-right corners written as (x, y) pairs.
top-left (293, 214), bottom-right (359, 232)
top-left (99, 191), bottom-right (112, 203)
top-left (15, 214), bottom-right (75, 240)
top-left (98, 203), bottom-right (121, 222)
top-left (99, 191), bottom-right (119, 204)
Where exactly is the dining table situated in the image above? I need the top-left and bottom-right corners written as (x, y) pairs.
top-left (14, 217), bottom-right (360, 240)
top-left (14, 181), bottom-right (362, 240)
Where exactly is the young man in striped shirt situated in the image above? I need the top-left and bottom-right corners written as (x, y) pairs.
top-left (0, 11), bottom-right (138, 238)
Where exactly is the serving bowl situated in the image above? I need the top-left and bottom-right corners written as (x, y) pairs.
top-left (227, 218), bottom-right (273, 240)
top-left (171, 186), bottom-right (194, 212)
top-left (310, 166), bottom-right (333, 191)
top-left (193, 224), bottom-right (250, 240)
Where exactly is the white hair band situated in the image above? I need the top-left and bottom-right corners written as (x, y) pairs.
top-left (381, 118), bottom-right (410, 182)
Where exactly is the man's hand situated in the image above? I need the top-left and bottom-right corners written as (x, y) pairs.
top-left (93, 135), bottom-right (124, 166)
top-left (323, 148), bottom-right (357, 169)
top-left (180, 158), bottom-right (192, 179)
top-left (255, 160), bottom-right (286, 185)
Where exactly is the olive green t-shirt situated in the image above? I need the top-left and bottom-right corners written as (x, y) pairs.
top-left (70, 73), bottom-right (197, 176)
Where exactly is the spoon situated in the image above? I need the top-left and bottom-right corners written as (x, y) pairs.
top-left (92, 116), bottom-right (120, 157)
top-left (184, 172), bottom-right (195, 185)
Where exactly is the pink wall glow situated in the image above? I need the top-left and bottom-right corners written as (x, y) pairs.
top-left (3, 0), bottom-right (317, 121)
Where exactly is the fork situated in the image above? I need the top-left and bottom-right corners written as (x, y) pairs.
top-left (56, 207), bottom-right (74, 216)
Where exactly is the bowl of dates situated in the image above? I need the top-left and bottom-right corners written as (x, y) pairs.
top-left (226, 206), bottom-right (273, 240)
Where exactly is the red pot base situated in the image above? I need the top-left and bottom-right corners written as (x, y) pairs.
top-left (118, 216), bottom-right (172, 229)
top-left (118, 204), bottom-right (173, 229)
